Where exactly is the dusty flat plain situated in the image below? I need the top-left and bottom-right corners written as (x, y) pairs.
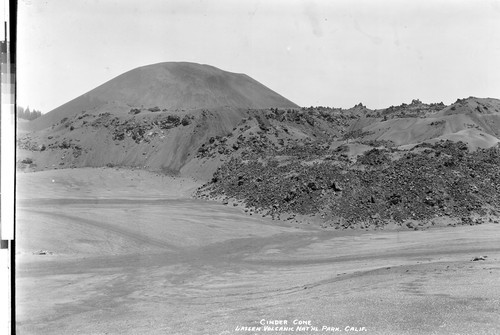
top-left (16, 168), bottom-right (500, 335)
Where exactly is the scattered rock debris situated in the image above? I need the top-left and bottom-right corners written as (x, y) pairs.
top-left (33, 250), bottom-right (54, 255)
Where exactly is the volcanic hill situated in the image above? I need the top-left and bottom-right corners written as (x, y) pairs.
top-left (26, 62), bottom-right (298, 132)
top-left (18, 62), bottom-right (298, 179)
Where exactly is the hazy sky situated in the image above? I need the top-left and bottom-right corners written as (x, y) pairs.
top-left (17, 0), bottom-right (500, 112)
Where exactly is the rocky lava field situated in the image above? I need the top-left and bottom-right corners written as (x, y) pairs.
top-left (199, 140), bottom-right (500, 229)
top-left (193, 98), bottom-right (500, 229)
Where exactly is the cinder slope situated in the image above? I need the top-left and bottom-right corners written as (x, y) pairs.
top-left (360, 97), bottom-right (500, 149)
top-left (18, 107), bottom-right (250, 180)
top-left (27, 62), bottom-right (298, 132)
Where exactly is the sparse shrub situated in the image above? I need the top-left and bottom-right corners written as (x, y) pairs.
top-left (166, 115), bottom-right (180, 123)
top-left (21, 158), bottom-right (33, 164)
top-left (59, 141), bottom-right (71, 149)
top-left (430, 120), bottom-right (446, 126)
top-left (181, 115), bottom-right (191, 126)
